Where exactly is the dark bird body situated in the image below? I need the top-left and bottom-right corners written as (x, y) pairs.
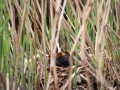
top-left (48, 51), bottom-right (81, 67)
top-left (55, 51), bottom-right (70, 67)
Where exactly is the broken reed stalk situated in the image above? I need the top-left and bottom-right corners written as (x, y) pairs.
top-left (68, 0), bottom-right (94, 89)
top-left (50, 0), bottom-right (62, 89)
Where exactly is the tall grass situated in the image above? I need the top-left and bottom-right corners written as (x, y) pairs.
top-left (0, 0), bottom-right (120, 90)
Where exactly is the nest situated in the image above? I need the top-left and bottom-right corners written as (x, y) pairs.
top-left (23, 56), bottom-right (120, 90)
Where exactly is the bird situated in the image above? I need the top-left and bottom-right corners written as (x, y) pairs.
top-left (47, 51), bottom-right (81, 67)
top-left (55, 51), bottom-right (70, 67)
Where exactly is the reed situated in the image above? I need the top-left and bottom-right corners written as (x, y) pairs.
top-left (0, 0), bottom-right (120, 90)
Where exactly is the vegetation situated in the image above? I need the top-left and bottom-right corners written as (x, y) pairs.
top-left (0, 0), bottom-right (120, 90)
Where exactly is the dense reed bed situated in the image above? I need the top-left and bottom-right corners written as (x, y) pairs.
top-left (0, 0), bottom-right (120, 90)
